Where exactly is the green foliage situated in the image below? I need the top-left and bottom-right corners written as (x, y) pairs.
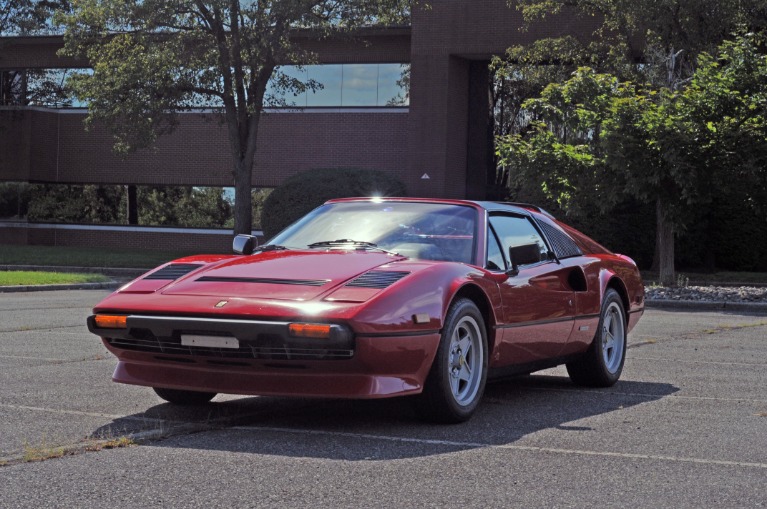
top-left (250, 189), bottom-right (272, 230)
top-left (260, 168), bottom-right (407, 239)
top-left (0, 1), bottom-right (69, 35)
top-left (497, 67), bottom-right (643, 217)
top-left (19, 184), bottom-right (235, 228)
top-left (514, 0), bottom-right (767, 84)
top-left (137, 186), bottom-right (232, 228)
top-left (497, 34), bottom-right (767, 272)
top-left (495, 0), bottom-right (767, 201)
top-left (26, 184), bottom-right (123, 223)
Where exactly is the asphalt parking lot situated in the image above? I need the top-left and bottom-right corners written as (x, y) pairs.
top-left (0, 290), bottom-right (765, 508)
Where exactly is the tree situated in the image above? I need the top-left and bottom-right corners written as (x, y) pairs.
top-left (1, 1), bottom-right (70, 35)
top-left (497, 34), bottom-right (767, 285)
top-left (514, 0), bottom-right (767, 81)
top-left (57, 0), bottom-right (412, 235)
top-left (495, 0), bottom-right (767, 282)
top-left (1, 2), bottom-right (71, 106)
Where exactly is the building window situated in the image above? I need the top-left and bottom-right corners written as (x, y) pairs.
top-left (12, 63), bottom-right (409, 109)
top-left (268, 63), bottom-right (409, 108)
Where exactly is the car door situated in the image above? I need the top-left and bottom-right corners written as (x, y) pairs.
top-left (488, 214), bottom-right (576, 366)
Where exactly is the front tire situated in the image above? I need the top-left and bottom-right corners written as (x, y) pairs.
top-left (419, 299), bottom-right (488, 423)
top-left (153, 387), bottom-right (217, 405)
top-left (566, 288), bottom-right (627, 387)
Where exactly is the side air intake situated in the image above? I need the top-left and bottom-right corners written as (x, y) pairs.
top-left (345, 271), bottom-right (410, 289)
top-left (144, 264), bottom-right (202, 281)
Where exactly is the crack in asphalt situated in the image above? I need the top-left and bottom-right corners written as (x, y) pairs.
top-left (0, 324), bottom-right (87, 333)
top-left (0, 354), bottom-right (110, 363)
top-left (0, 400), bottom-right (320, 467)
top-left (0, 306), bottom-right (92, 312)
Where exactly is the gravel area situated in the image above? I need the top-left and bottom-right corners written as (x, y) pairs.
top-left (645, 285), bottom-right (767, 303)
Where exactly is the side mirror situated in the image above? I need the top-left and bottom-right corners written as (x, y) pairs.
top-left (507, 243), bottom-right (542, 276)
top-left (233, 234), bottom-right (258, 255)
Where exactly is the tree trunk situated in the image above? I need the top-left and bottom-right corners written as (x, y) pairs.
top-left (650, 237), bottom-right (660, 273)
top-left (126, 185), bottom-right (138, 225)
top-left (232, 160), bottom-right (253, 235)
top-left (656, 198), bottom-right (675, 286)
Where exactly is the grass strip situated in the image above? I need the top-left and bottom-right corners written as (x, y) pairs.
top-left (0, 244), bottom-right (198, 269)
top-left (0, 271), bottom-right (110, 286)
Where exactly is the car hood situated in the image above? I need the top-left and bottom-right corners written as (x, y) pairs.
top-left (158, 249), bottom-right (406, 301)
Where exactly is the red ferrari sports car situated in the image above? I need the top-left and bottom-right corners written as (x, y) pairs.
top-left (88, 198), bottom-right (644, 422)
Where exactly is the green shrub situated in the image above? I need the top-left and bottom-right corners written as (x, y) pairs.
top-left (260, 168), bottom-right (407, 239)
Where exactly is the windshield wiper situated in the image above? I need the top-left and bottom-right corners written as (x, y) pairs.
top-left (307, 239), bottom-right (401, 256)
top-left (258, 244), bottom-right (290, 252)
top-left (308, 239), bottom-right (377, 248)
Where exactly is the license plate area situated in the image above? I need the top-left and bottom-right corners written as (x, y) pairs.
top-left (181, 334), bottom-right (240, 349)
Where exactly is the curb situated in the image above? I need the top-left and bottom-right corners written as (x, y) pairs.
top-left (0, 281), bottom-right (122, 293)
top-left (645, 299), bottom-right (767, 313)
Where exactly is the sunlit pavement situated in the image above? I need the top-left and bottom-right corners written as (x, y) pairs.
top-left (0, 291), bottom-right (765, 508)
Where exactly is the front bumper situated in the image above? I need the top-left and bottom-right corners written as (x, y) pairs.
top-left (89, 315), bottom-right (441, 399)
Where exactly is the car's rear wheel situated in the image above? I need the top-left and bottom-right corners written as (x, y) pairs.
top-left (419, 298), bottom-right (488, 423)
top-left (153, 387), bottom-right (217, 405)
top-left (566, 288), bottom-right (626, 387)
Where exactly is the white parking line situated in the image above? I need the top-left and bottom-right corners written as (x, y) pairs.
top-left (630, 356), bottom-right (767, 367)
top-left (526, 386), bottom-right (767, 404)
top-left (231, 425), bottom-right (767, 470)
top-left (0, 403), bottom-right (127, 420)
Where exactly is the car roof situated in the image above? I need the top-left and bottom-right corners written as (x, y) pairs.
top-left (325, 197), bottom-right (554, 219)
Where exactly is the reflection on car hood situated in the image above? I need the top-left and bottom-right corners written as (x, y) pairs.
top-left (160, 249), bottom-right (406, 301)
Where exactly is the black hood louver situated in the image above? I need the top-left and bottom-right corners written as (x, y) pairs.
top-left (345, 270), bottom-right (410, 289)
top-left (144, 264), bottom-right (203, 281)
top-left (195, 276), bottom-right (328, 286)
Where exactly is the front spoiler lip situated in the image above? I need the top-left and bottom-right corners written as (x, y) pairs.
top-left (103, 330), bottom-right (443, 399)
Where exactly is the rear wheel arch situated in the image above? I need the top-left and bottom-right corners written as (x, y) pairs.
top-left (606, 277), bottom-right (630, 318)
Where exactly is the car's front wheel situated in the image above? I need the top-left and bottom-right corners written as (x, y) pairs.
top-left (419, 298), bottom-right (488, 423)
top-left (153, 387), bottom-right (217, 405)
top-left (566, 288), bottom-right (627, 387)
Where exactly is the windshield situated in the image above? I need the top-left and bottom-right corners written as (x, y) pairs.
top-left (268, 201), bottom-right (478, 264)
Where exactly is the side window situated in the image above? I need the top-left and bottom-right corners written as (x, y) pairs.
top-left (486, 226), bottom-right (506, 271)
top-left (489, 215), bottom-right (550, 268)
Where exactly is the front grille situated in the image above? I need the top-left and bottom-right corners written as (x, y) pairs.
top-left (144, 264), bottom-right (202, 280)
top-left (106, 333), bottom-right (353, 361)
top-left (346, 270), bottom-right (410, 289)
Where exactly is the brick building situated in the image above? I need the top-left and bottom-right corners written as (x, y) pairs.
top-left (0, 0), bottom-right (595, 250)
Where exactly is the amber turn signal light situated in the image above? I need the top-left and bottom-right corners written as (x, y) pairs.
top-left (288, 323), bottom-right (331, 339)
top-left (94, 315), bottom-right (128, 329)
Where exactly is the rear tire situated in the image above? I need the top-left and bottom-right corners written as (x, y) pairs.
top-left (419, 299), bottom-right (488, 423)
top-left (153, 387), bottom-right (216, 405)
top-left (566, 288), bottom-right (627, 387)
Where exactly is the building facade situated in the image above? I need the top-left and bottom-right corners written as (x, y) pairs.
top-left (0, 0), bottom-right (595, 249)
